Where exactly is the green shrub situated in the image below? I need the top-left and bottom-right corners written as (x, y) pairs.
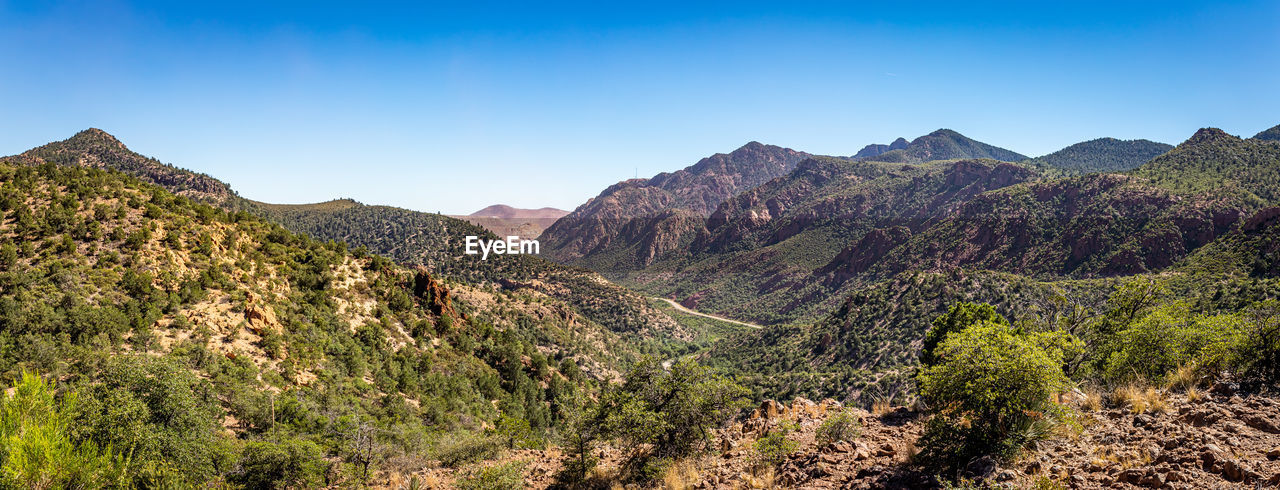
top-left (753, 420), bottom-right (799, 467)
top-left (815, 408), bottom-right (861, 446)
top-left (454, 461), bottom-right (526, 490)
top-left (1102, 303), bottom-right (1245, 383)
top-left (916, 310), bottom-right (1080, 471)
top-left (920, 302), bottom-right (1010, 368)
top-left (432, 432), bottom-right (503, 468)
top-left (231, 438), bottom-right (327, 489)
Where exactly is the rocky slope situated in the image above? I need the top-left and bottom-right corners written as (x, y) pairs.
top-left (13, 130), bottom-right (689, 346)
top-left (384, 389), bottom-right (1280, 489)
top-left (539, 142), bottom-right (811, 262)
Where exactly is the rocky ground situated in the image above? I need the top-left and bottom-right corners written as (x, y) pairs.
top-left (384, 385), bottom-right (1280, 489)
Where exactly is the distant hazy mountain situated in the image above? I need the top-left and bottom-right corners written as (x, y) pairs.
top-left (856, 129), bottom-right (1027, 163)
top-left (469, 204), bottom-right (568, 219)
top-left (1025, 137), bottom-right (1172, 175)
top-left (449, 205), bottom-right (568, 238)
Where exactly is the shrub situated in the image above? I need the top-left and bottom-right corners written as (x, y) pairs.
top-left (815, 408), bottom-right (862, 446)
top-left (920, 302), bottom-right (1009, 368)
top-left (231, 438), bottom-right (327, 489)
top-left (432, 431), bottom-right (502, 468)
top-left (753, 420), bottom-right (799, 467)
top-left (916, 313), bottom-right (1079, 471)
top-left (588, 358), bottom-right (748, 482)
top-left (1102, 303), bottom-right (1245, 384)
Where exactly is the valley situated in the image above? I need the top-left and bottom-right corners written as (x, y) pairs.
top-left (2, 123), bottom-right (1279, 488)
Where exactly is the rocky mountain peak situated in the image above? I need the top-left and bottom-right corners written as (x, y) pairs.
top-left (1184, 127), bottom-right (1236, 146)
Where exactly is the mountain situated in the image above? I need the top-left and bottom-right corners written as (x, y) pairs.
top-left (1132, 128), bottom-right (1280, 205)
top-left (1025, 137), bottom-right (1172, 175)
top-left (852, 137), bottom-right (909, 159)
top-left (855, 128), bottom-right (1280, 281)
top-left (1253, 123), bottom-right (1280, 141)
top-left (449, 204), bottom-right (568, 238)
top-left (597, 157), bottom-right (1039, 324)
top-left (7, 128), bottom-right (237, 204)
top-left (699, 125), bottom-right (1280, 404)
top-left (857, 129), bottom-right (1028, 163)
top-left (540, 141), bottom-right (811, 262)
top-left (469, 204), bottom-right (568, 219)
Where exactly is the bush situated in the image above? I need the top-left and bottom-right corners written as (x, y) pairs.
top-left (815, 408), bottom-right (861, 446)
top-left (71, 355), bottom-right (222, 486)
top-left (916, 311), bottom-right (1080, 471)
top-left (920, 302), bottom-right (1010, 368)
top-left (231, 438), bottom-right (328, 489)
top-left (455, 461), bottom-right (526, 490)
top-left (753, 420), bottom-right (799, 467)
top-left (1102, 303), bottom-right (1245, 384)
top-left (585, 358), bottom-right (748, 482)
top-left (432, 431), bottom-right (503, 468)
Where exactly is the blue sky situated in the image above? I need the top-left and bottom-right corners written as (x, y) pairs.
top-left (2, 1), bottom-right (1277, 214)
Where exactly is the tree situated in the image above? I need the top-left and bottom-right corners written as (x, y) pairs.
top-left (592, 358), bottom-right (748, 481)
top-left (0, 372), bottom-right (127, 488)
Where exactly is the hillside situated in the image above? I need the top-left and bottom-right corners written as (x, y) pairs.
top-left (539, 142), bottom-right (810, 262)
top-left (598, 157), bottom-right (1039, 325)
top-left (1024, 137), bottom-right (1172, 175)
top-left (469, 205), bottom-right (568, 220)
top-left (0, 159), bottom-right (650, 486)
top-left (1131, 128), bottom-right (1280, 206)
top-left (10, 130), bottom-right (691, 353)
top-left (1254, 124), bottom-right (1280, 141)
top-left (856, 129), bottom-right (1028, 163)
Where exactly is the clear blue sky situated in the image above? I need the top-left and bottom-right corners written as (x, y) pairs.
top-left (2, 1), bottom-right (1277, 214)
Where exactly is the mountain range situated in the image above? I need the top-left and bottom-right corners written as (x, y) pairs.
top-left (4, 123), bottom-right (1280, 488)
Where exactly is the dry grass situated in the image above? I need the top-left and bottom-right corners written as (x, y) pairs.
top-left (1111, 385), bottom-right (1169, 414)
top-left (1186, 386), bottom-right (1205, 402)
top-left (1164, 364), bottom-right (1201, 391)
top-left (661, 459), bottom-right (701, 490)
top-left (901, 436), bottom-right (921, 464)
top-left (738, 466), bottom-right (776, 489)
top-left (1093, 446), bottom-right (1154, 469)
top-left (1081, 388), bottom-right (1103, 412)
top-left (871, 397), bottom-right (894, 417)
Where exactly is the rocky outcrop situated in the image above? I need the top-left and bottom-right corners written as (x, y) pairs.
top-left (411, 267), bottom-right (456, 318)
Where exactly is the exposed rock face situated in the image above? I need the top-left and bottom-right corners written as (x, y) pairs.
top-left (411, 267), bottom-right (455, 318)
top-left (541, 142), bottom-right (810, 263)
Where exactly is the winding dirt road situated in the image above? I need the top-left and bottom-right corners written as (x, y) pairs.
top-left (652, 297), bottom-right (763, 330)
